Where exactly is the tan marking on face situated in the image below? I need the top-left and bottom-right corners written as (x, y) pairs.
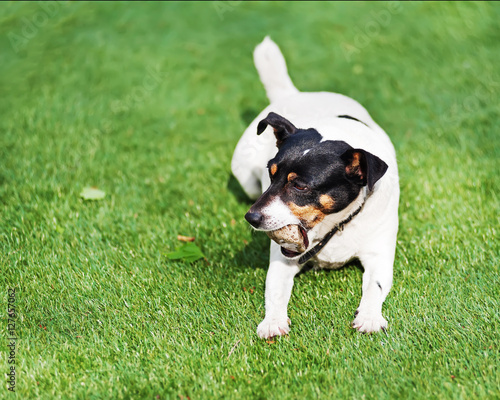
top-left (270, 164), bottom-right (278, 176)
top-left (319, 194), bottom-right (335, 211)
top-left (287, 172), bottom-right (297, 182)
top-left (346, 151), bottom-right (363, 178)
top-left (288, 202), bottom-right (326, 229)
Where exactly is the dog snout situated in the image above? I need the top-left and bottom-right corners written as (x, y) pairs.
top-left (245, 211), bottom-right (264, 228)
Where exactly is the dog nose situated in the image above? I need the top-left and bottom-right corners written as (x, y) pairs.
top-left (245, 211), bottom-right (264, 228)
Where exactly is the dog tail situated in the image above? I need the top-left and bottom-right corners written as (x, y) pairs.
top-left (253, 36), bottom-right (299, 103)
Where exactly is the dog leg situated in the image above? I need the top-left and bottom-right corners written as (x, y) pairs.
top-left (352, 250), bottom-right (395, 333)
top-left (257, 243), bottom-right (300, 339)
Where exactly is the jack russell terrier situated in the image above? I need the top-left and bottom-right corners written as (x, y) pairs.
top-left (231, 37), bottom-right (399, 339)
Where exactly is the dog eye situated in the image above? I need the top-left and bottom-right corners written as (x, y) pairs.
top-left (293, 182), bottom-right (307, 191)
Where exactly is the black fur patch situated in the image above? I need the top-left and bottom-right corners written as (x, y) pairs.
top-left (337, 114), bottom-right (370, 127)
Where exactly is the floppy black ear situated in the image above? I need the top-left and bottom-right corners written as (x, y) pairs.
top-left (256, 112), bottom-right (297, 148)
top-left (341, 148), bottom-right (388, 192)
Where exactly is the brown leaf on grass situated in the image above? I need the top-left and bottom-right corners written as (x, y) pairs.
top-left (177, 235), bottom-right (195, 242)
top-left (266, 340), bottom-right (275, 344)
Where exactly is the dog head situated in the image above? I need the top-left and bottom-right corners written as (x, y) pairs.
top-left (245, 112), bottom-right (388, 256)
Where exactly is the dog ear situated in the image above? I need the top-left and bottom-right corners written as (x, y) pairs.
top-left (341, 149), bottom-right (388, 192)
top-left (257, 112), bottom-right (297, 147)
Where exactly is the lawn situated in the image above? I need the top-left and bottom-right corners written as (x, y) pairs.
top-left (0, 2), bottom-right (499, 399)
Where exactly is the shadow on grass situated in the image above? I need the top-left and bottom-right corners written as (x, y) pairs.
top-left (228, 229), bottom-right (269, 271)
top-left (240, 107), bottom-right (260, 126)
top-left (226, 174), bottom-right (254, 205)
top-left (226, 174), bottom-right (270, 271)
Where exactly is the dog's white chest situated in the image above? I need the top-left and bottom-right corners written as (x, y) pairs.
top-left (310, 232), bottom-right (358, 269)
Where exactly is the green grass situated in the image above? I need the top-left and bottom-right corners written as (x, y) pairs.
top-left (0, 1), bottom-right (499, 399)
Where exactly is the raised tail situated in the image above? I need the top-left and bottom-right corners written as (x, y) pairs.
top-left (253, 36), bottom-right (299, 103)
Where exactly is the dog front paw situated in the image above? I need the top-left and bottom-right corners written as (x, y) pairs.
top-left (352, 310), bottom-right (388, 333)
top-left (257, 317), bottom-right (291, 339)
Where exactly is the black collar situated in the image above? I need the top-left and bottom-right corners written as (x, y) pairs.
top-left (298, 203), bottom-right (364, 265)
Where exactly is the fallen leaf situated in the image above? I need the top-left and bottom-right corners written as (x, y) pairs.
top-left (177, 235), bottom-right (196, 242)
top-left (166, 242), bottom-right (205, 263)
top-left (80, 187), bottom-right (106, 200)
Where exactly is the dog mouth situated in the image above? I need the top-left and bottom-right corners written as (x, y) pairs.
top-left (265, 225), bottom-right (309, 258)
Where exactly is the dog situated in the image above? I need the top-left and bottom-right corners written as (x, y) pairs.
top-left (231, 37), bottom-right (399, 339)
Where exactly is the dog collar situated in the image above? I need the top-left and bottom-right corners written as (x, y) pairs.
top-left (297, 203), bottom-right (364, 265)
